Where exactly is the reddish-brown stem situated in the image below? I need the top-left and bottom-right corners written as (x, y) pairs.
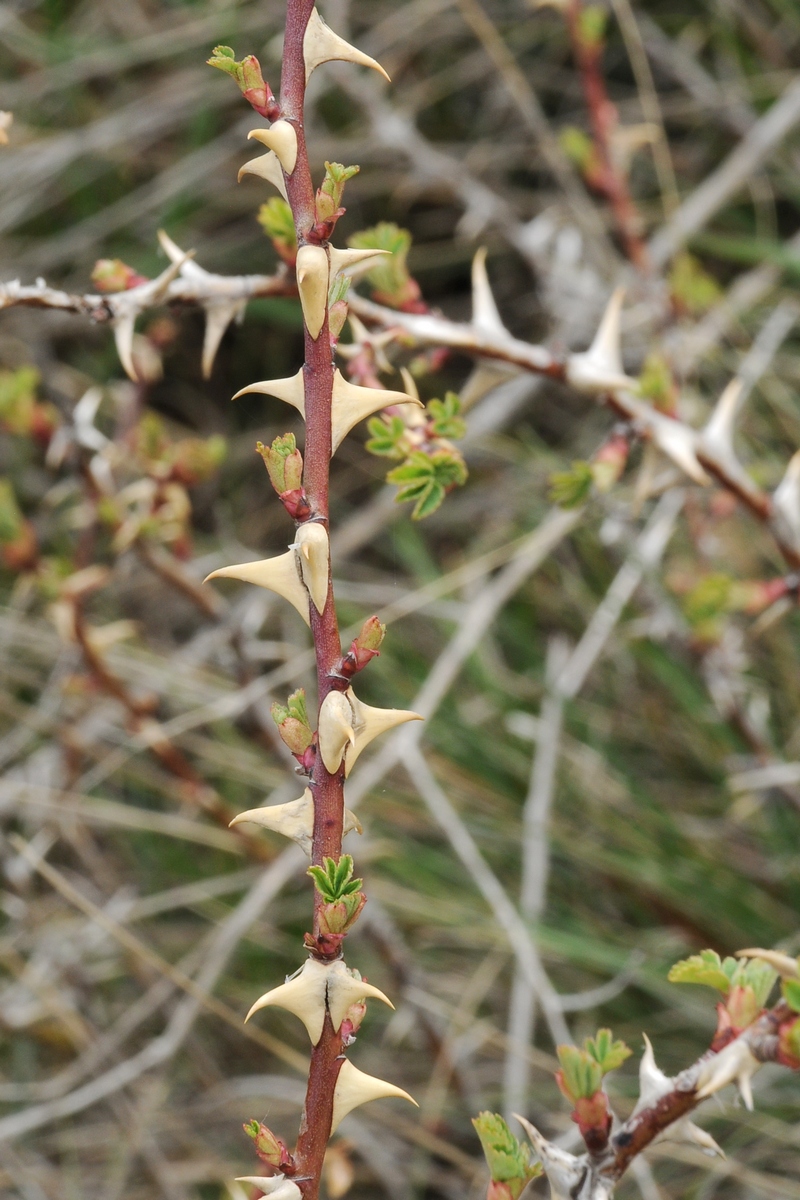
top-left (566, 0), bottom-right (648, 270)
top-left (278, 3), bottom-right (350, 1194)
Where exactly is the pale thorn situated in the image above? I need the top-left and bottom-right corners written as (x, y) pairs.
top-left (399, 367), bottom-right (419, 401)
top-left (293, 520), bottom-right (330, 614)
top-left (471, 247), bottom-right (508, 338)
top-left (114, 316), bottom-right (137, 383)
top-left (157, 229), bottom-right (207, 281)
top-left (328, 246), bottom-right (390, 281)
top-left (296, 244), bottom-right (330, 340)
top-left (609, 122), bottom-right (660, 173)
top-left (649, 411), bottom-right (710, 485)
top-left (236, 1177), bottom-right (303, 1200)
top-left (634, 1035), bottom-right (724, 1158)
top-left (303, 7), bottom-right (391, 83)
top-left (772, 450), bottom-right (800, 548)
top-left (694, 1036), bottom-right (762, 1110)
top-left (232, 368), bottom-right (306, 418)
top-left (565, 287), bottom-right (638, 395)
top-left (399, 367), bottom-right (428, 429)
top-left (344, 688), bottom-right (424, 777)
top-left (331, 369), bottom-right (423, 452)
top-left (700, 377), bottom-right (744, 466)
top-left (229, 789), bottom-right (361, 857)
top-left (459, 363), bottom-right (517, 412)
top-left (237, 150), bottom-right (289, 200)
top-left (318, 691), bottom-right (356, 774)
top-left (111, 252), bottom-right (192, 380)
top-left (325, 960), bottom-right (394, 1031)
top-left (330, 1060), bottom-right (416, 1134)
top-left (246, 957), bottom-right (330, 1044)
top-left (513, 1115), bottom-right (588, 1200)
top-left (202, 299), bottom-right (247, 379)
top-left (204, 551), bottom-right (310, 625)
top-left (248, 122), bottom-right (298, 175)
top-left (736, 947), bottom-right (800, 979)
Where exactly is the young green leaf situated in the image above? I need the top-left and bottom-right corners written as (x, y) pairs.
top-left (668, 949), bottom-right (735, 994)
top-left (307, 854), bottom-right (363, 902)
top-left (258, 198), bottom-right (298, 265)
top-left (427, 392), bottom-right (466, 440)
top-left (555, 1044), bottom-right (603, 1102)
top-left (584, 1029), bottom-right (632, 1074)
top-left (387, 449), bottom-right (468, 520)
top-left (472, 1112), bottom-right (542, 1199)
top-left (784, 979), bottom-right (800, 1013)
top-left (548, 461), bottom-right (593, 509)
top-left (365, 415), bottom-right (409, 459)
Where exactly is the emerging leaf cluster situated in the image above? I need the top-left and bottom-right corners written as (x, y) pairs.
top-left (637, 352), bottom-right (677, 414)
top-left (257, 433), bottom-right (303, 495)
top-left (471, 1112), bottom-right (542, 1194)
top-left (387, 449), bottom-right (468, 520)
top-left (315, 161), bottom-right (359, 228)
top-left (270, 688), bottom-right (313, 755)
top-left (207, 45), bottom-right (270, 114)
top-left (668, 252), bottom-right (721, 317)
top-left (668, 949), bottom-right (777, 1006)
top-left (427, 392), bottom-right (466, 440)
top-left (577, 4), bottom-right (608, 47)
top-left (556, 1029), bottom-right (631, 1103)
top-left (348, 222), bottom-right (418, 308)
top-left (307, 854), bottom-right (363, 903)
top-left (548, 461), bottom-right (593, 509)
top-left (258, 198), bottom-right (298, 265)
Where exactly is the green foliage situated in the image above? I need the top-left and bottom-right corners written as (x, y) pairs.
top-left (0, 478), bottom-right (23, 544)
top-left (472, 1112), bottom-right (542, 1195)
top-left (669, 949), bottom-right (776, 1006)
top-left (270, 688), bottom-right (313, 755)
top-left (784, 979), bottom-right (800, 1013)
top-left (427, 392), bottom-right (466, 440)
top-left (307, 854), bottom-right (363, 902)
top-left (365, 415), bottom-right (409, 459)
top-left (668, 252), bottom-right (721, 316)
top-left (556, 1029), bottom-right (630, 1104)
top-left (578, 4), bottom-right (608, 46)
top-left (681, 571), bottom-right (734, 628)
top-left (559, 126), bottom-right (594, 172)
top-left (206, 45), bottom-right (268, 107)
top-left (387, 449), bottom-right (468, 520)
top-left (548, 461), bottom-right (593, 509)
top-left (556, 1044), bottom-right (603, 1102)
top-left (0, 367), bottom-right (41, 434)
top-left (315, 161), bottom-right (359, 228)
top-left (258, 198), bottom-right (297, 264)
top-left (637, 352), bottom-right (676, 413)
top-left (348, 222), bottom-right (419, 307)
top-left (583, 1028), bottom-right (632, 1074)
top-left (668, 949), bottom-right (737, 993)
top-left (257, 433), bottom-right (303, 495)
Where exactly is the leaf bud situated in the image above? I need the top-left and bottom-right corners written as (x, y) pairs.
top-left (207, 47), bottom-right (279, 119)
top-left (243, 1120), bottom-right (295, 1173)
top-left (271, 689), bottom-right (314, 760)
top-left (314, 161), bottom-right (359, 238)
top-left (91, 259), bottom-right (148, 293)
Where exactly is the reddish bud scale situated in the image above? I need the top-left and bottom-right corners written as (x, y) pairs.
top-left (280, 489), bottom-right (312, 521)
top-left (571, 1092), bottom-right (612, 1149)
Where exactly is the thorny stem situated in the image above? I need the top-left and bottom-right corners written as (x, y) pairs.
top-left (566, 0), bottom-right (648, 270)
top-left (279, 2), bottom-right (347, 1193)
